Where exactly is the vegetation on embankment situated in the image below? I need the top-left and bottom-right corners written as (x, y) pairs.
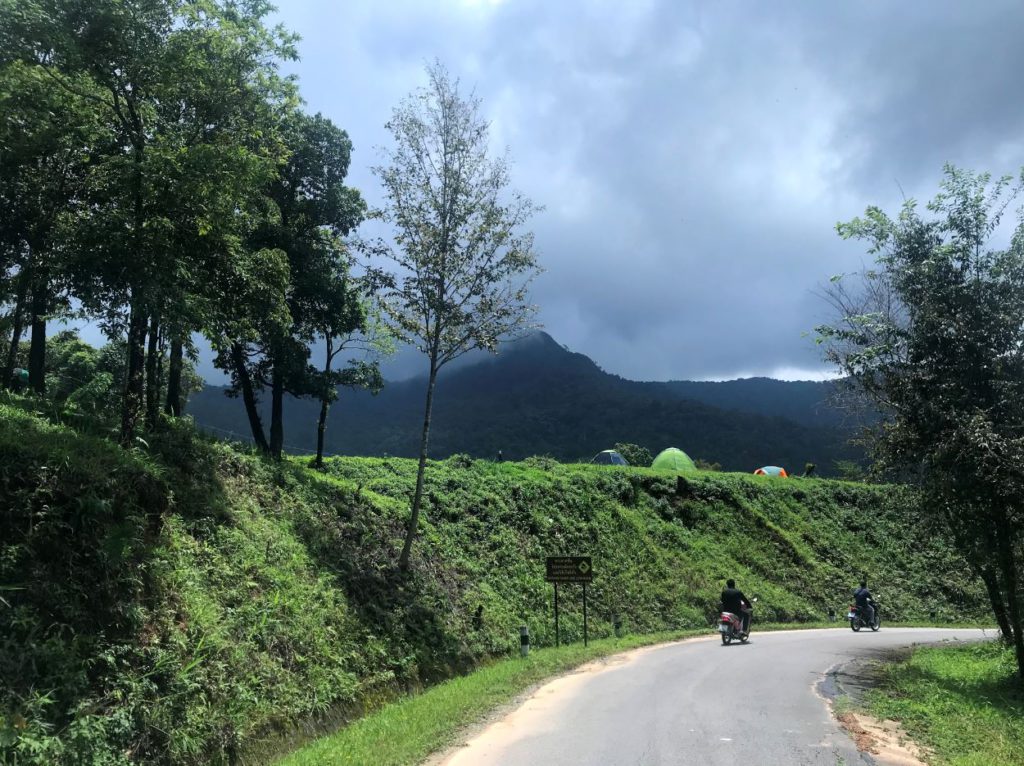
top-left (0, 398), bottom-right (986, 764)
top-left (865, 642), bottom-right (1024, 766)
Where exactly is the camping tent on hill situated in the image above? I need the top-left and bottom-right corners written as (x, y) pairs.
top-left (592, 450), bottom-right (629, 466)
top-left (754, 466), bottom-right (788, 477)
top-left (651, 447), bottom-right (696, 473)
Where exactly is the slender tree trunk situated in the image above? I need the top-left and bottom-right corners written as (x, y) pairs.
top-left (270, 364), bottom-right (284, 461)
top-left (120, 302), bottom-right (148, 444)
top-left (230, 342), bottom-right (269, 453)
top-left (165, 337), bottom-right (183, 416)
top-left (315, 398), bottom-right (329, 469)
top-left (144, 313), bottom-right (160, 431)
top-left (120, 127), bottom-right (149, 445)
top-left (996, 519), bottom-right (1024, 681)
top-left (399, 362), bottom-right (439, 571)
top-left (980, 565), bottom-right (1014, 644)
top-left (2, 268), bottom-right (30, 389)
top-left (315, 341), bottom-right (333, 469)
top-left (27, 274), bottom-right (47, 395)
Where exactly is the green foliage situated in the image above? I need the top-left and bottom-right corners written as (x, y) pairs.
top-left (818, 164), bottom-right (1024, 677)
top-left (0, 403), bottom-right (987, 764)
top-left (219, 109), bottom-right (368, 458)
top-left (833, 460), bottom-right (865, 482)
top-left (866, 642), bottom-right (1024, 766)
top-left (373, 60), bottom-right (542, 569)
top-left (613, 442), bottom-right (653, 466)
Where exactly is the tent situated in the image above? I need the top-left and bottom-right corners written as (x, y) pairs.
top-left (651, 447), bottom-right (697, 473)
top-left (591, 450), bottom-right (629, 466)
top-left (754, 466), bottom-right (789, 477)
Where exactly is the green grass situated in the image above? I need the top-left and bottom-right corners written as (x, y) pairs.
top-left (865, 642), bottom-right (1024, 766)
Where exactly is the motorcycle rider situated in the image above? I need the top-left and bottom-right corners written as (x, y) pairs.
top-left (853, 580), bottom-right (876, 625)
top-left (721, 578), bottom-right (753, 634)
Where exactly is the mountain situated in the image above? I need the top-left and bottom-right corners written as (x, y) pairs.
top-left (187, 332), bottom-right (861, 473)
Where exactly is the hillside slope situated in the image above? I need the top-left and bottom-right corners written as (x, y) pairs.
top-left (0, 400), bottom-right (980, 764)
top-left (190, 332), bottom-right (859, 472)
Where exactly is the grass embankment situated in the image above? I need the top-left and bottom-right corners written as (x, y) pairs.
top-left (865, 642), bottom-right (1024, 766)
top-left (0, 397), bottom-right (987, 764)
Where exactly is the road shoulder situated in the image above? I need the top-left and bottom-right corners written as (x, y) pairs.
top-left (818, 637), bottom-right (989, 766)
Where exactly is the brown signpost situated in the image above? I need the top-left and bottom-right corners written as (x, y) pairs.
top-left (545, 556), bottom-right (592, 646)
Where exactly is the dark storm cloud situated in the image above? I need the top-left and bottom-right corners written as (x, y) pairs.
top-left (276, 0), bottom-right (1024, 382)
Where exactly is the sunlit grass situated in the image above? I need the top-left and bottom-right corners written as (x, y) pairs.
top-left (866, 641), bottom-right (1024, 766)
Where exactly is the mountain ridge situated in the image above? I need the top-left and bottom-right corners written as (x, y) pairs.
top-left (188, 331), bottom-right (860, 473)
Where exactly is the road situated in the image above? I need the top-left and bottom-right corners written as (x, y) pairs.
top-left (437, 628), bottom-right (989, 766)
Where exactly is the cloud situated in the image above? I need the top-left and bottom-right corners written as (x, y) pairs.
top-left (275, 0), bottom-right (1024, 380)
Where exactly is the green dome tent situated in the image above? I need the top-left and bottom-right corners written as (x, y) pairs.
top-left (591, 450), bottom-right (629, 466)
top-left (651, 447), bottom-right (696, 473)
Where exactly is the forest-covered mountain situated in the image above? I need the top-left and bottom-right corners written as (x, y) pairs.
top-left (188, 332), bottom-right (862, 473)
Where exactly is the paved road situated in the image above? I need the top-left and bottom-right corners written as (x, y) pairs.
top-left (439, 628), bottom-right (989, 766)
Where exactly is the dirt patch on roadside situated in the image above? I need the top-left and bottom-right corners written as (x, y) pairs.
top-left (822, 647), bottom-right (942, 766)
top-left (836, 710), bottom-right (927, 766)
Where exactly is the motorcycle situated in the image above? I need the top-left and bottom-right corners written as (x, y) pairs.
top-left (847, 602), bottom-right (881, 632)
top-left (718, 598), bottom-right (756, 645)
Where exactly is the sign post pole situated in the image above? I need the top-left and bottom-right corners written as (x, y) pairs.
top-left (583, 582), bottom-right (588, 647)
top-left (545, 556), bottom-right (593, 647)
top-left (554, 583), bottom-right (560, 647)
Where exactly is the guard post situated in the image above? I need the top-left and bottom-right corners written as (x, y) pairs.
top-left (519, 625), bottom-right (530, 657)
top-left (545, 555), bottom-right (593, 647)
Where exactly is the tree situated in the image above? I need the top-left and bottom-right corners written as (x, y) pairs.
top-left (5, 0), bottom-right (297, 442)
top-left (0, 59), bottom-right (103, 393)
top-left (219, 111), bottom-right (366, 459)
top-left (311, 294), bottom-right (390, 469)
top-left (374, 62), bottom-right (542, 570)
top-left (817, 165), bottom-right (1024, 680)
top-left (614, 442), bottom-right (653, 466)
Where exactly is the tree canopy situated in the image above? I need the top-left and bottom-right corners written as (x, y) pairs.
top-left (818, 165), bottom-right (1024, 680)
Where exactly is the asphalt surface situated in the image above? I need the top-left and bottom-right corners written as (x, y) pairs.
top-left (439, 627), bottom-right (990, 766)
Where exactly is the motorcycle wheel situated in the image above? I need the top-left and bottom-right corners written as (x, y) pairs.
top-left (722, 633), bottom-right (731, 645)
top-left (740, 634), bottom-right (749, 644)
top-left (871, 617), bottom-right (881, 632)
top-left (851, 620), bottom-right (861, 632)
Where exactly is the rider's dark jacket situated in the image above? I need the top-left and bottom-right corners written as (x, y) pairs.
top-left (721, 587), bottom-right (750, 614)
top-left (854, 586), bottom-right (872, 607)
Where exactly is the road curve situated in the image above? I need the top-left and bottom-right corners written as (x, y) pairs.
top-left (436, 628), bottom-right (989, 766)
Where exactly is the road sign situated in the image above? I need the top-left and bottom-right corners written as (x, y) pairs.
top-left (546, 556), bottom-right (593, 583)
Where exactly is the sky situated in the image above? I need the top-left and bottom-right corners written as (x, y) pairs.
top-left (86, 0), bottom-right (1024, 384)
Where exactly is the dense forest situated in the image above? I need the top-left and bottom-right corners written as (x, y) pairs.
top-left (191, 331), bottom-right (862, 473)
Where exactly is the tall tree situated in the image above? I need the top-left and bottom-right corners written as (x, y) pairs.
top-left (4, 0), bottom-right (297, 441)
top-left (223, 111), bottom-right (365, 459)
top-left (817, 165), bottom-right (1024, 680)
top-left (0, 60), bottom-right (102, 393)
top-left (311, 295), bottom-right (390, 469)
top-left (374, 62), bottom-right (542, 570)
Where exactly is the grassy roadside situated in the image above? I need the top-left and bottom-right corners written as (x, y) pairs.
top-left (278, 622), bottom-right (987, 766)
top-left (864, 641), bottom-right (1024, 766)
